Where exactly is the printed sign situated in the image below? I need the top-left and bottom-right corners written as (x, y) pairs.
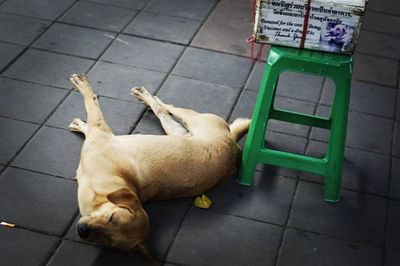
top-left (254, 0), bottom-right (365, 54)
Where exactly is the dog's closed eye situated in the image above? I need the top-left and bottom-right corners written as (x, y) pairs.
top-left (108, 213), bottom-right (115, 223)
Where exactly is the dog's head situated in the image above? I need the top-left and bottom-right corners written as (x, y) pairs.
top-left (76, 188), bottom-right (151, 258)
top-left (327, 24), bottom-right (348, 38)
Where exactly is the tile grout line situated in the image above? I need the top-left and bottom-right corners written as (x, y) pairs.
top-left (0, 2), bottom-right (91, 265)
top-left (0, 1), bottom-right (398, 265)
top-left (0, 0), bottom-right (83, 177)
top-left (38, 2), bottom-right (152, 265)
top-left (272, 76), bottom-right (327, 266)
top-left (0, 0), bottom-right (80, 77)
top-left (42, 210), bottom-right (81, 266)
top-left (128, 0), bottom-right (221, 135)
top-left (157, 1), bottom-right (223, 263)
top-left (380, 59), bottom-right (400, 265)
top-left (226, 59), bottom-right (257, 122)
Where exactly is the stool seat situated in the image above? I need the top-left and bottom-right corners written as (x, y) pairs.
top-left (237, 46), bottom-right (353, 202)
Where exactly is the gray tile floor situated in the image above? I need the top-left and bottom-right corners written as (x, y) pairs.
top-left (0, 0), bottom-right (399, 265)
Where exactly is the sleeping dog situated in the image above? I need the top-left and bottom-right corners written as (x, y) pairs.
top-left (68, 74), bottom-right (250, 259)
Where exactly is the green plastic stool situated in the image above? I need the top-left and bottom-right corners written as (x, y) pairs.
top-left (238, 46), bottom-right (353, 202)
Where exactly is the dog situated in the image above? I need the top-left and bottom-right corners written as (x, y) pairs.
top-left (68, 74), bottom-right (250, 260)
top-left (324, 24), bottom-right (354, 52)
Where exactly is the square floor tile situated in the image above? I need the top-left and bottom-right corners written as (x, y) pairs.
top-left (167, 208), bottom-right (282, 266)
top-left (145, 0), bottom-right (215, 21)
top-left (246, 65), bottom-right (324, 102)
top-left (47, 92), bottom-right (144, 135)
top-left (302, 141), bottom-right (390, 196)
top-left (60, 2), bottom-right (136, 32)
top-left (268, 96), bottom-right (315, 137)
top-left (125, 12), bottom-right (202, 45)
top-left (368, 0), bottom-right (400, 16)
top-left (386, 200), bottom-right (400, 250)
top-left (234, 135), bottom-right (300, 179)
top-left (132, 111), bottom-right (165, 135)
top-left (389, 158), bottom-right (400, 200)
top-left (353, 53), bottom-right (398, 87)
top-left (0, 117), bottom-right (38, 164)
top-left (47, 240), bottom-right (149, 266)
top-left (192, 0), bottom-right (253, 56)
top-left (277, 228), bottom-right (383, 266)
top-left (0, 42), bottom-right (24, 72)
top-left (230, 90), bottom-right (314, 137)
top-left (87, 61), bottom-right (166, 100)
top-left (143, 201), bottom-right (189, 259)
top-left (208, 173), bottom-right (296, 225)
top-left (0, 0), bottom-right (75, 20)
top-left (311, 108), bottom-right (394, 154)
top-left (172, 47), bottom-right (252, 88)
top-left (0, 77), bottom-right (67, 124)
top-left (393, 122), bottom-right (400, 157)
top-left (245, 62), bottom-right (265, 91)
top-left (3, 49), bottom-right (94, 88)
top-left (345, 112), bottom-right (393, 154)
top-left (385, 249), bottom-right (400, 266)
top-left (156, 75), bottom-right (240, 119)
top-left (275, 72), bottom-right (324, 102)
top-left (256, 164), bottom-right (300, 179)
top-left (0, 227), bottom-right (58, 266)
top-left (192, 19), bottom-right (253, 57)
top-left (33, 23), bottom-right (115, 59)
top-left (356, 31), bottom-right (400, 60)
top-left (289, 181), bottom-right (387, 246)
top-left (266, 131), bottom-right (308, 155)
top-left (101, 35), bottom-right (184, 73)
top-left (0, 167), bottom-right (77, 235)
top-left (320, 79), bottom-right (397, 119)
top-left (0, 12), bottom-right (50, 45)
top-left (12, 126), bottom-right (82, 178)
top-left (84, 0), bottom-right (149, 10)
top-left (363, 10), bottom-right (400, 35)
top-left (229, 89), bottom-right (258, 120)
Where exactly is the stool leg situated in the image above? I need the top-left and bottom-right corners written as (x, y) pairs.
top-left (324, 77), bottom-right (351, 202)
top-left (237, 64), bottom-right (280, 185)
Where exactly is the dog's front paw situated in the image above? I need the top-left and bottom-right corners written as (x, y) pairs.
top-left (69, 74), bottom-right (91, 92)
top-left (130, 86), bottom-right (152, 104)
top-left (68, 118), bottom-right (87, 133)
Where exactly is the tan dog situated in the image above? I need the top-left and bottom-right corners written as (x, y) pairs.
top-left (68, 74), bottom-right (250, 259)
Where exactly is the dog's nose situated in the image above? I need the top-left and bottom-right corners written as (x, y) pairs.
top-left (77, 223), bottom-right (90, 239)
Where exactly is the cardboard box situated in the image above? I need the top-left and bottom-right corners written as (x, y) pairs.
top-left (253, 0), bottom-right (367, 54)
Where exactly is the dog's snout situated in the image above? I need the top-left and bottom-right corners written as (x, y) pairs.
top-left (77, 222), bottom-right (90, 239)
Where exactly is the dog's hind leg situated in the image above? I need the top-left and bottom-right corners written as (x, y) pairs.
top-left (69, 74), bottom-right (112, 134)
top-left (131, 87), bottom-right (189, 136)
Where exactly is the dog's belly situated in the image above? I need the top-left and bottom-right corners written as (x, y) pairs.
top-left (115, 134), bottom-right (238, 202)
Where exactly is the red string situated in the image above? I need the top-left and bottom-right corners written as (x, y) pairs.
top-left (257, 44), bottom-right (265, 62)
top-left (300, 0), bottom-right (312, 49)
top-left (246, 36), bottom-right (255, 64)
top-left (247, 0), bottom-right (258, 64)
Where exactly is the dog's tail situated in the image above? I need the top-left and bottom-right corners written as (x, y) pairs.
top-left (229, 118), bottom-right (251, 142)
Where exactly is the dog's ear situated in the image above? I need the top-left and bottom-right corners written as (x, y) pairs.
top-left (107, 188), bottom-right (140, 212)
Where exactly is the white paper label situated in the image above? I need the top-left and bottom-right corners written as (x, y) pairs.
top-left (257, 0), bottom-right (361, 53)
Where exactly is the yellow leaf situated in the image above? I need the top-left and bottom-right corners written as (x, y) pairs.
top-left (193, 194), bottom-right (212, 209)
